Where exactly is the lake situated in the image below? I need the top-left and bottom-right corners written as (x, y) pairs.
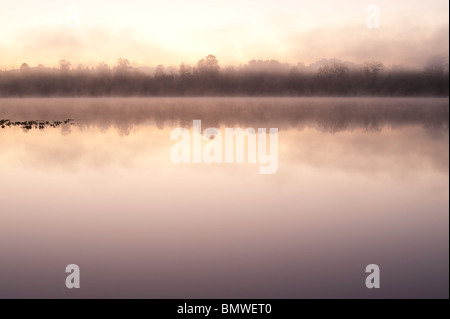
top-left (0, 97), bottom-right (448, 298)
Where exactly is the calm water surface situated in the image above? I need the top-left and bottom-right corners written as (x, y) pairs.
top-left (0, 97), bottom-right (448, 298)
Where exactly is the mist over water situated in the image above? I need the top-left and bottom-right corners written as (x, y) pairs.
top-left (0, 97), bottom-right (448, 132)
top-left (0, 97), bottom-right (448, 298)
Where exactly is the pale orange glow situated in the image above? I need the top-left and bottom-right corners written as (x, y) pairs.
top-left (0, 0), bottom-right (448, 68)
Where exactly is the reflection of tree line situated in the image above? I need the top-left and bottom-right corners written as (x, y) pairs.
top-left (0, 119), bottom-right (74, 130)
top-left (0, 55), bottom-right (448, 96)
top-left (0, 98), bottom-right (447, 135)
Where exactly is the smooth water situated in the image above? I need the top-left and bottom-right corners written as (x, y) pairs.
top-left (0, 97), bottom-right (448, 298)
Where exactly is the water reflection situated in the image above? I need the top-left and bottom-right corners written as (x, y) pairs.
top-left (0, 98), bottom-right (447, 175)
top-left (0, 98), bottom-right (448, 298)
top-left (0, 97), bottom-right (448, 135)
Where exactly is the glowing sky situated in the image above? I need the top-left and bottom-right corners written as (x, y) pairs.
top-left (0, 0), bottom-right (448, 68)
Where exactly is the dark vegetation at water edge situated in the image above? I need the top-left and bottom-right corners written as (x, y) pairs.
top-left (0, 55), bottom-right (448, 97)
top-left (0, 118), bottom-right (74, 130)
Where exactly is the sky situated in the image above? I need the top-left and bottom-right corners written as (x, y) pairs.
top-left (0, 0), bottom-right (448, 69)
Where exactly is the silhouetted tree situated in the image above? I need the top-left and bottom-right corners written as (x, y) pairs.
top-left (317, 61), bottom-right (349, 78)
top-left (114, 58), bottom-right (133, 74)
top-left (317, 61), bottom-right (350, 94)
top-left (197, 55), bottom-right (220, 75)
top-left (96, 62), bottom-right (111, 73)
top-left (20, 63), bottom-right (30, 71)
top-left (246, 59), bottom-right (291, 74)
top-left (59, 59), bottom-right (71, 72)
top-left (425, 55), bottom-right (447, 75)
top-left (424, 55), bottom-right (449, 95)
top-left (178, 63), bottom-right (193, 94)
top-left (363, 61), bottom-right (384, 80)
top-left (179, 63), bottom-right (192, 78)
top-left (155, 65), bottom-right (165, 77)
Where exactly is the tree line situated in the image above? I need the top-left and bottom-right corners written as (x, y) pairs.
top-left (0, 55), bottom-right (448, 96)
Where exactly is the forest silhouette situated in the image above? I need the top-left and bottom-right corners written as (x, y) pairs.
top-left (0, 55), bottom-right (448, 97)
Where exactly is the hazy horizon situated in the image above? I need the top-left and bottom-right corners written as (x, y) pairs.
top-left (2, 56), bottom-right (449, 72)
